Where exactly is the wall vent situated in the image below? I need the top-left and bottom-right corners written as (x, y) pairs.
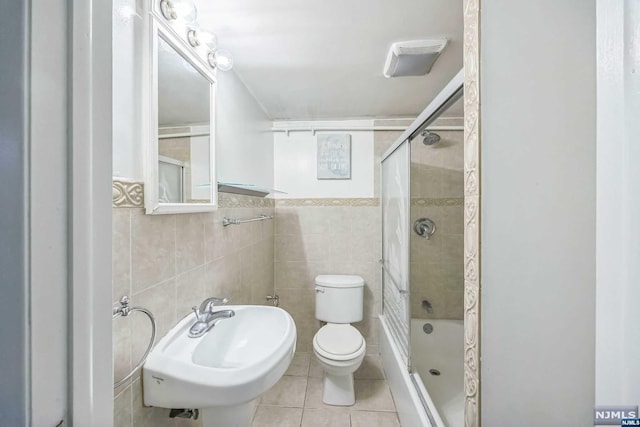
top-left (383, 39), bottom-right (448, 78)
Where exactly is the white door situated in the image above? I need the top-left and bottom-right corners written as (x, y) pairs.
top-left (0, 1), bottom-right (114, 425)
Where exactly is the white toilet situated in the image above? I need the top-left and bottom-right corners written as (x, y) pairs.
top-left (312, 274), bottom-right (366, 406)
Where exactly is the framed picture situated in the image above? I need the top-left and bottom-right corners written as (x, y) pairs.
top-left (317, 134), bottom-right (351, 179)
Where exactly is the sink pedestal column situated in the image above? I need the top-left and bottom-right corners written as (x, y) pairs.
top-left (200, 398), bottom-right (258, 427)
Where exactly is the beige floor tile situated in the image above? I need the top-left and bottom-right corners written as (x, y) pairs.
top-left (353, 380), bottom-right (396, 412)
top-left (354, 355), bottom-right (385, 380)
top-left (367, 344), bottom-right (380, 356)
top-left (350, 410), bottom-right (401, 427)
top-left (285, 352), bottom-right (311, 377)
top-left (252, 406), bottom-right (303, 427)
top-left (260, 375), bottom-right (307, 408)
top-left (308, 356), bottom-right (323, 378)
top-left (303, 376), bottom-right (326, 409)
top-left (301, 407), bottom-right (350, 427)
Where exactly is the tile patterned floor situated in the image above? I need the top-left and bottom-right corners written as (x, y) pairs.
top-left (252, 353), bottom-right (401, 427)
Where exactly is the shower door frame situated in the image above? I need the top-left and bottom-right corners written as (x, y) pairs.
top-left (380, 69), bottom-right (465, 426)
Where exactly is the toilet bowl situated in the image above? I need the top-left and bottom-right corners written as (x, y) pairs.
top-left (312, 275), bottom-right (366, 406)
top-left (312, 323), bottom-right (366, 406)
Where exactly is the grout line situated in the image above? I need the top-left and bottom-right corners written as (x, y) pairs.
top-left (130, 275), bottom-right (175, 298)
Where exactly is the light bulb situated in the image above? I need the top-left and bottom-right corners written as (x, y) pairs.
top-left (214, 49), bottom-right (233, 71)
top-left (186, 28), bottom-right (200, 47)
top-left (172, 0), bottom-right (197, 25)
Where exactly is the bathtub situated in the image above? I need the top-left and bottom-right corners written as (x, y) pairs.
top-left (379, 315), bottom-right (464, 427)
top-left (411, 319), bottom-right (464, 427)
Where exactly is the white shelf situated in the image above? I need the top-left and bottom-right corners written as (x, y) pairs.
top-left (217, 182), bottom-right (287, 198)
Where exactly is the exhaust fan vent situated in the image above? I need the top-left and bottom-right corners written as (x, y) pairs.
top-left (383, 39), bottom-right (448, 78)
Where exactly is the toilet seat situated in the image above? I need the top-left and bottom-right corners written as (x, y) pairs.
top-left (313, 324), bottom-right (365, 361)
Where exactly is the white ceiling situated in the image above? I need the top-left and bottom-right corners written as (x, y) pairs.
top-left (198, 0), bottom-right (463, 120)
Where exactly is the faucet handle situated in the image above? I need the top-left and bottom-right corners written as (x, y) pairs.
top-left (192, 306), bottom-right (202, 321)
top-left (208, 297), bottom-right (229, 306)
top-left (199, 297), bottom-right (229, 313)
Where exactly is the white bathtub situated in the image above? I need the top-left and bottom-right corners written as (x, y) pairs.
top-left (379, 315), bottom-right (464, 427)
top-left (411, 319), bottom-right (464, 427)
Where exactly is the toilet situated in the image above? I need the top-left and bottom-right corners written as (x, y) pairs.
top-left (312, 274), bottom-right (366, 406)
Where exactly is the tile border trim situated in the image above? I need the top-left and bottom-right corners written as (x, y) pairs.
top-left (411, 197), bottom-right (464, 207)
top-left (274, 198), bottom-right (380, 207)
top-left (112, 179), bottom-right (275, 209)
top-left (112, 179), bottom-right (144, 208)
top-left (463, 0), bottom-right (481, 425)
top-left (218, 192), bottom-right (276, 208)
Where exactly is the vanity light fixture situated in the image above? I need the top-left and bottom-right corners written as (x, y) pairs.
top-left (187, 28), bottom-right (200, 47)
top-left (159, 0), bottom-right (232, 71)
top-left (208, 49), bottom-right (233, 71)
top-left (159, 0), bottom-right (177, 20)
top-left (160, 0), bottom-right (197, 24)
top-left (187, 27), bottom-right (219, 50)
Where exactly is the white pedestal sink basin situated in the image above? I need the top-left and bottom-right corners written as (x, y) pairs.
top-left (143, 305), bottom-right (296, 427)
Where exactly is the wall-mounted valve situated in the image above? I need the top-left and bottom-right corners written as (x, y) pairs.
top-left (266, 295), bottom-right (280, 307)
top-left (413, 218), bottom-right (436, 239)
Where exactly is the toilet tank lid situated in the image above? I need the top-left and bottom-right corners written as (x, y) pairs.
top-left (315, 275), bottom-right (364, 288)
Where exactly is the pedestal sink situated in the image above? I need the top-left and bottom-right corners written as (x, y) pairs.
top-left (143, 305), bottom-right (296, 427)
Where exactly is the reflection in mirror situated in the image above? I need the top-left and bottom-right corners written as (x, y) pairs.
top-left (157, 36), bottom-right (211, 204)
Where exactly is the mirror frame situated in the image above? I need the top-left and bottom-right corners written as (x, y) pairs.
top-left (143, 10), bottom-right (218, 214)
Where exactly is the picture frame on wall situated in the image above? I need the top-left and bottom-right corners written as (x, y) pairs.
top-left (317, 134), bottom-right (352, 180)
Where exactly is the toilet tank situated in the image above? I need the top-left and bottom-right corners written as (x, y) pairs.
top-left (315, 275), bottom-right (365, 323)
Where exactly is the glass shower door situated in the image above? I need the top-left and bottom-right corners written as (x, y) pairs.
top-left (381, 140), bottom-right (411, 367)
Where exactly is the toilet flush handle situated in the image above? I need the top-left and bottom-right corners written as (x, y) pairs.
top-left (315, 287), bottom-right (325, 293)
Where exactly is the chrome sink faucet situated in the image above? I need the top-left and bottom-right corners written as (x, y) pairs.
top-left (189, 297), bottom-right (235, 338)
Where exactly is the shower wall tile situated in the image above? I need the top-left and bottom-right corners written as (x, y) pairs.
top-left (113, 195), bottom-right (275, 427)
top-left (442, 205), bottom-right (464, 234)
top-left (131, 210), bottom-right (176, 293)
top-left (274, 205), bottom-right (382, 354)
top-left (203, 210), bottom-right (228, 262)
top-left (113, 208), bottom-right (132, 303)
top-left (113, 386), bottom-right (132, 427)
top-left (175, 265), bottom-right (206, 319)
top-left (175, 213), bottom-right (205, 275)
top-left (205, 255), bottom-right (244, 302)
top-left (132, 278), bottom-right (177, 358)
top-left (113, 308), bottom-right (132, 396)
top-left (279, 287), bottom-right (316, 321)
top-left (411, 131), bottom-right (465, 321)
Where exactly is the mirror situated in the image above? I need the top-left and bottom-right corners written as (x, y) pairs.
top-left (144, 19), bottom-right (217, 214)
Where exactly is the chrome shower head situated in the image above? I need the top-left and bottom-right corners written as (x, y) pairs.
top-left (421, 130), bottom-right (441, 146)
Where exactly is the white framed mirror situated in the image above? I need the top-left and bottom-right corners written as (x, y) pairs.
top-left (143, 14), bottom-right (217, 214)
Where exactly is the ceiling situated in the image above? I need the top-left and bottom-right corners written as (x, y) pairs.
top-left (198, 0), bottom-right (463, 120)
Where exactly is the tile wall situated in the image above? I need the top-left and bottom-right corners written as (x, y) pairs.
top-left (113, 193), bottom-right (274, 427)
top-left (272, 125), bottom-right (402, 356)
top-left (274, 203), bottom-right (382, 355)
